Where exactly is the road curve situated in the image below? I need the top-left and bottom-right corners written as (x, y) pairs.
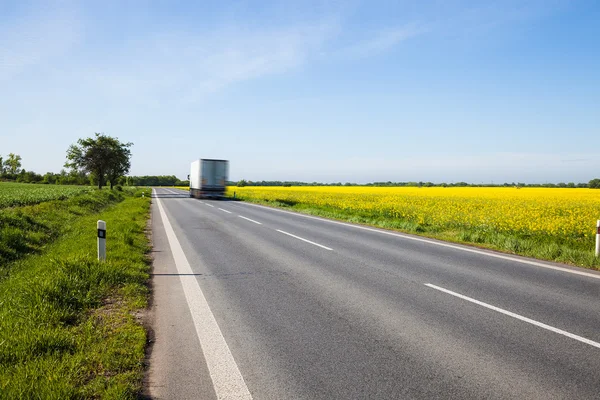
top-left (146, 187), bottom-right (600, 400)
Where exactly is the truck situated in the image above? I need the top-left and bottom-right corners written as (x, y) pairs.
top-left (189, 159), bottom-right (229, 199)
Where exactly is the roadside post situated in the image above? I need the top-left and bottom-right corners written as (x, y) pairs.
top-left (98, 220), bottom-right (106, 261)
top-left (596, 220), bottom-right (600, 258)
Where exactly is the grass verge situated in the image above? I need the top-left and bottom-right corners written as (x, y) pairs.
top-left (230, 195), bottom-right (600, 270)
top-left (0, 189), bottom-right (126, 276)
top-left (0, 188), bottom-right (151, 398)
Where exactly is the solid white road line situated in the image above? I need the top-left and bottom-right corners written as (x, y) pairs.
top-left (238, 216), bottom-right (262, 225)
top-left (425, 283), bottom-right (600, 349)
top-left (276, 229), bottom-right (333, 251)
top-left (219, 208), bottom-right (232, 214)
top-left (155, 193), bottom-right (253, 399)
top-left (234, 202), bottom-right (600, 280)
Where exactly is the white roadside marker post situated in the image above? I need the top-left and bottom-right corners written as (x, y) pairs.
top-left (98, 220), bottom-right (106, 261)
top-left (596, 220), bottom-right (600, 258)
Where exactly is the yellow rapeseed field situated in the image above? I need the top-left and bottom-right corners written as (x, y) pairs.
top-left (228, 187), bottom-right (600, 240)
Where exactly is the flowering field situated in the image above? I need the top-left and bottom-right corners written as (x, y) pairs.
top-left (228, 186), bottom-right (600, 266)
top-left (227, 187), bottom-right (600, 239)
top-left (0, 182), bottom-right (93, 208)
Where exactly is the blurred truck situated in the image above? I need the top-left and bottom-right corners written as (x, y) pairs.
top-left (189, 159), bottom-right (229, 199)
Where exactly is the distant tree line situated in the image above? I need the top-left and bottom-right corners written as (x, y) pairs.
top-left (1, 133), bottom-right (133, 189)
top-left (235, 179), bottom-right (600, 188)
top-left (2, 150), bottom-right (598, 189)
top-left (0, 154), bottom-right (190, 187)
top-left (125, 176), bottom-right (188, 186)
top-left (364, 181), bottom-right (593, 188)
top-left (0, 152), bottom-right (86, 184)
top-left (0, 156), bottom-right (189, 187)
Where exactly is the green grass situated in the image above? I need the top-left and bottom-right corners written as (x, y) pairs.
top-left (230, 195), bottom-right (600, 270)
top-left (0, 187), bottom-right (151, 398)
top-left (0, 182), bottom-right (93, 208)
top-left (0, 189), bottom-right (126, 273)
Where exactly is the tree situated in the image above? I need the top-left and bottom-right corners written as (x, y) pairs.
top-left (106, 139), bottom-right (132, 189)
top-left (65, 133), bottom-right (133, 189)
top-left (42, 172), bottom-right (57, 184)
top-left (589, 178), bottom-right (600, 189)
top-left (4, 153), bottom-right (22, 174)
top-left (16, 169), bottom-right (42, 183)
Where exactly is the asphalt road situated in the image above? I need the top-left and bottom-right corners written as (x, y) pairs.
top-left (146, 187), bottom-right (600, 399)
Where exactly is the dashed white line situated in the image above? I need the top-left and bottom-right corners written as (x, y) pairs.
top-left (425, 283), bottom-right (600, 349)
top-left (238, 216), bottom-right (262, 225)
top-left (276, 229), bottom-right (333, 251)
top-left (232, 202), bottom-right (600, 280)
top-left (205, 203), bottom-right (215, 208)
top-left (155, 192), bottom-right (253, 399)
top-left (219, 208), bottom-right (232, 214)
top-left (164, 188), bottom-right (184, 194)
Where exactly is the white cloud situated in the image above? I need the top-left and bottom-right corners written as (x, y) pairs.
top-left (82, 20), bottom-right (341, 106)
top-left (336, 22), bottom-right (429, 59)
top-left (0, 2), bottom-right (428, 106)
top-left (79, 17), bottom-right (432, 108)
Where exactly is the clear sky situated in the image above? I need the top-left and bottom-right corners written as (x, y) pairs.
top-left (1, 0), bottom-right (599, 183)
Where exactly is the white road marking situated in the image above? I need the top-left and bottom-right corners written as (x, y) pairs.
top-left (276, 229), bottom-right (333, 251)
top-left (154, 192), bottom-right (253, 399)
top-left (205, 203), bottom-right (215, 208)
top-left (219, 208), bottom-right (232, 214)
top-left (164, 188), bottom-right (183, 194)
top-left (234, 202), bottom-right (600, 280)
top-left (238, 216), bottom-right (262, 225)
top-left (425, 283), bottom-right (600, 349)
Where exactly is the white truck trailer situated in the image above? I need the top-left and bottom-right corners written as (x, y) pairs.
top-left (189, 159), bottom-right (229, 199)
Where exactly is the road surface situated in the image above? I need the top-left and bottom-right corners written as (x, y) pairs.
top-left (146, 187), bottom-right (600, 399)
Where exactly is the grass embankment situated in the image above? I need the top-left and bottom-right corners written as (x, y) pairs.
top-left (0, 188), bottom-right (151, 398)
top-left (227, 188), bottom-right (600, 270)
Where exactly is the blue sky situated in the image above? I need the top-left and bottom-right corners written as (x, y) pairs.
top-left (1, 0), bottom-right (599, 183)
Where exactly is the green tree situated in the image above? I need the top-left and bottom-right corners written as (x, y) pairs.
top-left (65, 133), bottom-right (133, 189)
top-left (4, 153), bottom-right (22, 174)
top-left (42, 172), bottom-right (57, 184)
top-left (16, 169), bottom-right (42, 183)
top-left (589, 178), bottom-right (600, 189)
top-left (106, 140), bottom-right (132, 189)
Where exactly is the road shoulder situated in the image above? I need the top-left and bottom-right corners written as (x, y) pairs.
top-left (143, 198), bottom-right (217, 399)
